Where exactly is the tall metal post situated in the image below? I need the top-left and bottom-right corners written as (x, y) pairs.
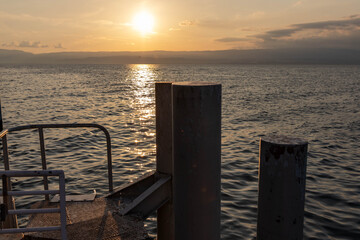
top-left (172, 82), bottom-right (221, 240)
top-left (257, 135), bottom-right (308, 240)
top-left (156, 82), bottom-right (174, 240)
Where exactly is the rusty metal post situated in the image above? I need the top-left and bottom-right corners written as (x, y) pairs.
top-left (172, 82), bottom-right (221, 240)
top-left (155, 82), bottom-right (174, 240)
top-left (257, 135), bottom-right (308, 240)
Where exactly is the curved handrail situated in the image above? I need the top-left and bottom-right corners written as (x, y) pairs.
top-left (6, 123), bottom-right (113, 193)
top-left (0, 129), bottom-right (8, 138)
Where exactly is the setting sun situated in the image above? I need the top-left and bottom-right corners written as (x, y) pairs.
top-left (132, 11), bottom-right (154, 35)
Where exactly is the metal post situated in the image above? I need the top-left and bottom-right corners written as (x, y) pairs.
top-left (172, 82), bottom-right (221, 240)
top-left (2, 135), bottom-right (9, 171)
top-left (58, 171), bottom-right (68, 240)
top-left (2, 174), bottom-right (9, 213)
top-left (38, 127), bottom-right (49, 201)
top-left (257, 135), bottom-right (308, 240)
top-left (105, 131), bottom-right (113, 192)
top-left (0, 101), bottom-right (18, 229)
top-left (0, 99), bottom-right (5, 169)
top-left (0, 99), bottom-right (3, 132)
top-left (1, 168), bottom-right (18, 229)
top-left (155, 82), bottom-right (174, 240)
top-left (0, 100), bottom-right (9, 170)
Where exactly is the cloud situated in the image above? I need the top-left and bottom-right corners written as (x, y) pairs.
top-left (293, 1), bottom-right (303, 7)
top-left (179, 20), bottom-right (196, 27)
top-left (349, 14), bottom-right (360, 19)
top-left (215, 37), bottom-right (248, 43)
top-left (260, 16), bottom-right (360, 39)
top-left (18, 41), bottom-right (48, 48)
top-left (2, 42), bottom-right (16, 47)
top-left (2, 41), bottom-right (52, 49)
top-left (169, 19), bottom-right (197, 31)
top-left (293, 17), bottom-right (360, 30)
top-left (0, 11), bottom-right (69, 27)
top-left (197, 19), bottom-right (235, 29)
top-left (173, 12), bottom-right (265, 32)
top-left (264, 28), bottom-right (298, 38)
top-left (197, 12), bottom-right (265, 29)
top-left (249, 11), bottom-right (265, 19)
top-left (254, 16), bottom-right (360, 49)
top-left (54, 43), bottom-right (64, 49)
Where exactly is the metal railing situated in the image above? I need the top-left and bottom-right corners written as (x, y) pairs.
top-left (1, 129), bottom-right (10, 171)
top-left (1, 123), bottom-right (113, 199)
top-left (0, 129), bottom-right (17, 228)
top-left (0, 170), bottom-right (67, 240)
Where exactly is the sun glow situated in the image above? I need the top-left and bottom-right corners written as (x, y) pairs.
top-left (132, 11), bottom-right (154, 35)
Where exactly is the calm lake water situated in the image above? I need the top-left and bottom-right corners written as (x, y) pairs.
top-left (0, 64), bottom-right (360, 239)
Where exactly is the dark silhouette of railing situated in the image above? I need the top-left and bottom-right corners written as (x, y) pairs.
top-left (1, 123), bottom-right (113, 201)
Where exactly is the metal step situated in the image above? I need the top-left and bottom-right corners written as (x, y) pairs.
top-left (106, 171), bottom-right (171, 219)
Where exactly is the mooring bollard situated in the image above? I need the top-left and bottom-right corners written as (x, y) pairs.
top-left (257, 135), bottom-right (308, 240)
top-left (172, 82), bottom-right (221, 240)
top-left (156, 82), bottom-right (175, 240)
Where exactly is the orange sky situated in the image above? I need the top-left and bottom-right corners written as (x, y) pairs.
top-left (0, 0), bottom-right (359, 53)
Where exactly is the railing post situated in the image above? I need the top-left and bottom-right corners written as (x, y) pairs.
top-left (8, 123), bottom-right (114, 193)
top-left (0, 101), bottom-right (18, 229)
top-left (0, 99), bottom-right (5, 169)
top-left (58, 171), bottom-right (68, 240)
top-left (155, 82), bottom-right (174, 240)
top-left (0, 99), bottom-right (3, 132)
top-left (104, 131), bottom-right (113, 192)
top-left (257, 135), bottom-right (308, 240)
top-left (172, 82), bottom-right (221, 240)
top-left (38, 127), bottom-right (49, 201)
top-left (0, 101), bottom-right (9, 170)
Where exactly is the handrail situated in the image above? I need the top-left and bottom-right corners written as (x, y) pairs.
top-left (1, 130), bottom-right (10, 170)
top-left (0, 129), bottom-right (8, 138)
top-left (0, 170), bottom-right (67, 240)
top-left (3, 123), bottom-right (113, 194)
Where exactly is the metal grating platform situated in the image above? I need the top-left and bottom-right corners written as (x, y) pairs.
top-left (24, 197), bottom-right (149, 240)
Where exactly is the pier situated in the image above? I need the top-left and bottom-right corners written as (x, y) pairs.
top-left (0, 82), bottom-right (308, 240)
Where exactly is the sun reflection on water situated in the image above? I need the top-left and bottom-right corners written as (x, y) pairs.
top-left (126, 64), bottom-right (157, 175)
top-left (130, 64), bottom-right (155, 122)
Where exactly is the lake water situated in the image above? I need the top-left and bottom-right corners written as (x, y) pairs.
top-left (0, 64), bottom-right (360, 239)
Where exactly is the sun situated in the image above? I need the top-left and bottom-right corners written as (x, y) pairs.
top-left (132, 11), bottom-right (154, 35)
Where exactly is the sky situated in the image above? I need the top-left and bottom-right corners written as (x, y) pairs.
top-left (0, 0), bottom-right (359, 53)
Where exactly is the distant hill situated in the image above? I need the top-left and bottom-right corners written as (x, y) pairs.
top-left (1, 48), bottom-right (360, 64)
top-left (0, 49), bottom-right (35, 63)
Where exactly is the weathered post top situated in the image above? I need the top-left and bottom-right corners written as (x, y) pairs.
top-left (173, 81), bottom-right (221, 86)
top-left (261, 134), bottom-right (308, 145)
top-left (257, 134), bottom-right (308, 240)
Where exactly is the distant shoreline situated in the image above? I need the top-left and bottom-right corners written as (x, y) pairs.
top-left (1, 48), bottom-right (360, 65)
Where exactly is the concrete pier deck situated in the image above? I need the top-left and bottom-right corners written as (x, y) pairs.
top-left (24, 197), bottom-right (149, 240)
